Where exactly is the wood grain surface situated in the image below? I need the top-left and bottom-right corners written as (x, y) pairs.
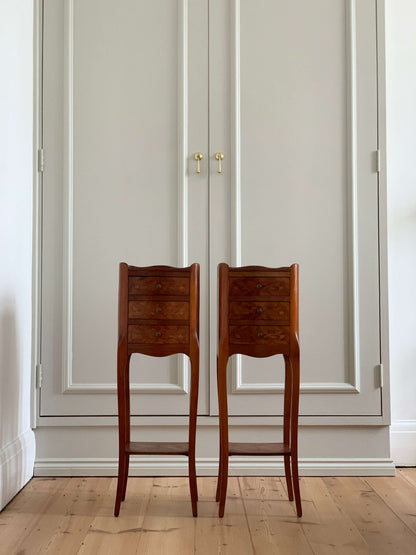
top-left (2, 473), bottom-right (416, 554)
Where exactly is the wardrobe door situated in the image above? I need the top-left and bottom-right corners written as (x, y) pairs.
top-left (209, 0), bottom-right (382, 416)
top-left (41, 0), bottom-right (210, 415)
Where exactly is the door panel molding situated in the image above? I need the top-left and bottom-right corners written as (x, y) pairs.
top-left (230, 0), bottom-right (361, 396)
top-left (61, 0), bottom-right (190, 396)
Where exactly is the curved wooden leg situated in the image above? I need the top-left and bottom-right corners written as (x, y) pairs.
top-left (215, 357), bottom-right (223, 502)
top-left (218, 445), bottom-right (228, 518)
top-left (114, 349), bottom-right (128, 517)
top-left (290, 350), bottom-right (302, 517)
top-left (121, 353), bottom-right (131, 502)
top-left (216, 443), bottom-right (223, 502)
top-left (283, 355), bottom-right (294, 502)
top-left (217, 353), bottom-right (229, 518)
top-left (121, 454), bottom-right (129, 502)
top-left (188, 455), bottom-right (198, 517)
top-left (114, 452), bottom-right (126, 517)
top-left (188, 349), bottom-right (199, 517)
top-left (284, 455), bottom-right (293, 502)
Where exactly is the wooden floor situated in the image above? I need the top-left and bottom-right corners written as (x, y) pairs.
top-left (1, 470), bottom-right (416, 554)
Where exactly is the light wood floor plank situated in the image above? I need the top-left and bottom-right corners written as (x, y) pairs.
top-left (399, 467), bottom-right (416, 488)
top-left (41, 477), bottom-right (112, 554)
top-left (77, 477), bottom-right (153, 555)
top-left (299, 477), bottom-right (370, 554)
top-left (324, 476), bottom-right (416, 555)
top-left (365, 474), bottom-right (416, 535)
top-left (0, 477), bottom-right (71, 555)
top-left (239, 476), bottom-right (313, 555)
top-left (134, 476), bottom-right (195, 555)
top-left (6, 477), bottom-right (100, 555)
top-left (195, 477), bottom-right (254, 555)
top-left (2, 474), bottom-right (416, 555)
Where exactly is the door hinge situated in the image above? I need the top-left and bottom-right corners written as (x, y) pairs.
top-left (37, 148), bottom-right (44, 173)
top-left (376, 363), bottom-right (384, 388)
top-left (374, 149), bottom-right (381, 173)
top-left (36, 363), bottom-right (43, 389)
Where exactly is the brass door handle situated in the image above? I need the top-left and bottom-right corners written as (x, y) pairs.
top-left (194, 152), bottom-right (203, 173)
top-left (215, 152), bottom-right (224, 173)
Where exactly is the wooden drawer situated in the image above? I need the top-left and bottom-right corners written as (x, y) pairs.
top-left (128, 276), bottom-right (189, 296)
top-left (229, 277), bottom-right (289, 297)
top-left (229, 325), bottom-right (290, 345)
top-left (128, 325), bottom-right (189, 344)
top-left (129, 301), bottom-right (189, 320)
top-left (229, 301), bottom-right (289, 322)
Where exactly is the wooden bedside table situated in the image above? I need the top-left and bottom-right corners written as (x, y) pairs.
top-left (114, 263), bottom-right (200, 517)
top-left (216, 263), bottom-right (302, 518)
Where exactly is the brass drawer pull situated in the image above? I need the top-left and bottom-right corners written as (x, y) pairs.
top-left (194, 152), bottom-right (203, 173)
top-left (156, 283), bottom-right (162, 289)
top-left (257, 332), bottom-right (264, 338)
top-left (256, 283), bottom-right (262, 289)
top-left (256, 307), bottom-right (263, 313)
top-left (215, 152), bottom-right (224, 173)
top-left (155, 331), bottom-right (162, 337)
top-left (155, 307), bottom-right (162, 313)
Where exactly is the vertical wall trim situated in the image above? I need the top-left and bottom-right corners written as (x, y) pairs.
top-left (62, 0), bottom-right (74, 393)
top-left (231, 0), bottom-right (241, 268)
top-left (230, 0), bottom-right (242, 389)
top-left (32, 0), bottom-right (44, 427)
top-left (375, 0), bottom-right (390, 424)
top-left (177, 0), bottom-right (190, 394)
top-left (346, 0), bottom-right (361, 393)
top-left (178, 0), bottom-right (189, 268)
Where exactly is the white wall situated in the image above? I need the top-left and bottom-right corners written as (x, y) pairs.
top-left (0, 0), bottom-right (35, 509)
top-left (386, 0), bottom-right (416, 465)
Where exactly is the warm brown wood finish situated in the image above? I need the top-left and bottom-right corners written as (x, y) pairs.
top-left (229, 324), bottom-right (290, 346)
top-left (127, 324), bottom-right (189, 344)
top-left (129, 300), bottom-right (189, 320)
top-left (216, 263), bottom-right (302, 518)
top-left (128, 276), bottom-right (190, 296)
top-left (229, 276), bottom-right (290, 297)
top-left (228, 442), bottom-right (291, 456)
top-left (229, 300), bottom-right (290, 322)
top-left (114, 263), bottom-right (200, 518)
top-left (125, 442), bottom-right (189, 455)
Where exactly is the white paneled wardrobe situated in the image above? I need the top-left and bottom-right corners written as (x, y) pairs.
top-left (34, 0), bottom-right (392, 476)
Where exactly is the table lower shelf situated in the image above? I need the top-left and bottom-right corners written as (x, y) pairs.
top-left (228, 442), bottom-right (291, 456)
top-left (125, 441), bottom-right (189, 456)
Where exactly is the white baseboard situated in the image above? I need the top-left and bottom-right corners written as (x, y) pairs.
top-left (0, 429), bottom-right (36, 510)
top-left (34, 456), bottom-right (395, 477)
top-left (390, 420), bottom-right (416, 466)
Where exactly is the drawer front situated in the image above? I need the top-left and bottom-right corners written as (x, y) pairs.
top-left (229, 277), bottom-right (289, 297)
top-left (129, 301), bottom-right (189, 320)
top-left (128, 276), bottom-right (189, 296)
top-left (229, 301), bottom-right (290, 322)
top-left (128, 325), bottom-right (189, 344)
top-left (229, 325), bottom-right (290, 345)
